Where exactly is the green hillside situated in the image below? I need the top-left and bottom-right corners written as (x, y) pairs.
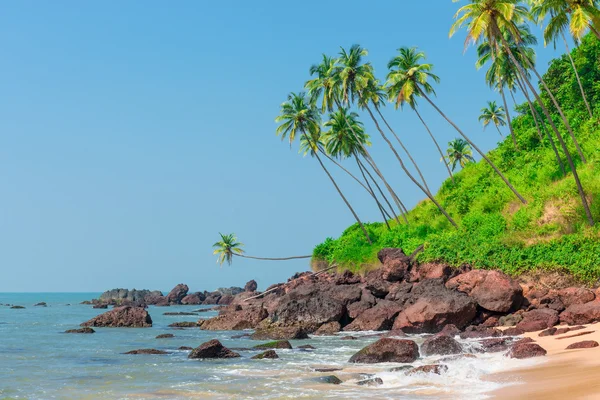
top-left (313, 35), bottom-right (600, 283)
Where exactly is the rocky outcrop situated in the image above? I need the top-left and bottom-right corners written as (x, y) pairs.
top-left (349, 338), bottom-right (419, 364)
top-left (98, 288), bottom-right (160, 305)
top-left (421, 335), bottom-right (463, 356)
top-left (344, 300), bottom-right (402, 331)
top-left (314, 321), bottom-right (341, 336)
top-left (245, 280), bottom-right (258, 292)
top-left (188, 340), bottom-right (240, 359)
top-left (81, 306), bottom-right (152, 328)
top-left (446, 270), bottom-right (523, 313)
top-left (378, 248), bottom-right (411, 282)
top-left (200, 306), bottom-right (268, 331)
top-left (166, 284), bottom-right (189, 304)
top-left (250, 324), bottom-right (309, 340)
top-left (560, 301), bottom-right (600, 325)
top-left (181, 293), bottom-right (205, 305)
top-left (516, 309), bottom-right (559, 332)
top-left (509, 342), bottom-right (547, 359)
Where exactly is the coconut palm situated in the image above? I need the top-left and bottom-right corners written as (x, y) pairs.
top-left (445, 139), bottom-right (476, 171)
top-left (334, 45), bottom-right (458, 227)
top-left (451, 0), bottom-right (594, 226)
top-left (530, 0), bottom-right (596, 118)
top-left (385, 47), bottom-right (454, 183)
top-left (479, 101), bottom-right (507, 137)
top-left (213, 233), bottom-right (311, 266)
top-left (276, 92), bottom-right (373, 243)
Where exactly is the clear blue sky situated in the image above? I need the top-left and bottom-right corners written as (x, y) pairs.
top-left (0, 1), bottom-right (566, 292)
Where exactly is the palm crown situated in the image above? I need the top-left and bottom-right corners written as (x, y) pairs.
top-left (479, 101), bottom-right (507, 130)
top-left (331, 44), bottom-right (375, 105)
top-left (275, 92), bottom-right (321, 146)
top-left (531, 0), bottom-right (600, 43)
top-left (445, 138), bottom-right (476, 171)
top-left (212, 233), bottom-right (244, 266)
top-left (322, 108), bottom-right (371, 159)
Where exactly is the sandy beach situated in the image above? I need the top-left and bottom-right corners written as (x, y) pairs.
top-left (491, 322), bottom-right (600, 399)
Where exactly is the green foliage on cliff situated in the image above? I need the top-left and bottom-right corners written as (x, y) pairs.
top-left (313, 35), bottom-right (600, 282)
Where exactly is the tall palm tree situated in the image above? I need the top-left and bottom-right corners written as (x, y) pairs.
top-left (335, 45), bottom-right (458, 227)
top-left (385, 47), bottom-right (455, 182)
top-left (531, 0), bottom-right (596, 118)
top-left (445, 139), bottom-right (476, 171)
top-left (388, 45), bottom-right (526, 204)
top-left (451, 0), bottom-right (594, 226)
top-left (479, 101), bottom-right (507, 137)
top-left (213, 233), bottom-right (311, 266)
top-left (276, 92), bottom-right (373, 243)
top-left (305, 54), bottom-right (408, 224)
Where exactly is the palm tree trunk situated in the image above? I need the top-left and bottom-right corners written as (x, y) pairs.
top-left (418, 89), bottom-right (527, 204)
top-left (504, 30), bottom-right (586, 164)
top-left (500, 36), bottom-right (594, 226)
top-left (561, 31), bottom-right (593, 119)
top-left (499, 85), bottom-right (519, 150)
top-left (358, 156), bottom-right (402, 221)
top-left (361, 155), bottom-right (409, 217)
top-left (495, 123), bottom-right (504, 137)
top-left (237, 254), bottom-right (312, 261)
top-left (413, 107), bottom-right (455, 183)
top-left (355, 156), bottom-right (392, 228)
top-left (590, 25), bottom-right (600, 40)
top-left (514, 74), bottom-right (566, 175)
top-left (363, 103), bottom-right (458, 228)
top-left (374, 105), bottom-right (433, 192)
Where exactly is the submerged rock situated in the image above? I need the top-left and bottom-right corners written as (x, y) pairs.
top-left (156, 333), bottom-right (174, 339)
top-left (313, 321), bottom-right (341, 336)
top-left (252, 340), bottom-right (292, 350)
top-left (349, 338), bottom-right (419, 364)
top-left (65, 327), bottom-right (95, 334)
top-left (124, 349), bottom-right (168, 355)
top-left (251, 350), bottom-right (279, 359)
top-left (357, 377), bottom-right (384, 386)
top-left (81, 306), bottom-right (152, 328)
top-left (34, 302), bottom-right (47, 307)
top-left (188, 339), bottom-right (240, 359)
top-left (319, 375), bottom-right (343, 385)
top-left (406, 364), bottom-right (448, 376)
top-left (10, 306), bottom-right (25, 309)
top-left (168, 321), bottom-right (198, 328)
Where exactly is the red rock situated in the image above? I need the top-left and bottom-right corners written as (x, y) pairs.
top-left (200, 307), bottom-right (268, 330)
top-left (181, 293), bottom-right (204, 305)
top-left (446, 270), bottom-right (523, 313)
top-left (560, 301), bottom-right (600, 325)
top-left (539, 328), bottom-right (558, 337)
top-left (348, 338), bottom-right (419, 364)
top-left (566, 340), bottom-right (599, 349)
top-left (347, 290), bottom-right (376, 319)
top-left (244, 280), bottom-right (258, 292)
top-left (188, 339), bottom-right (240, 359)
top-left (377, 248), bottom-right (411, 282)
top-left (421, 335), bottom-right (463, 356)
top-left (81, 306), bottom-right (152, 328)
top-left (166, 284), bottom-right (189, 304)
top-left (314, 321), bottom-right (341, 336)
top-left (409, 262), bottom-right (453, 282)
top-left (124, 349), bottom-right (168, 355)
top-left (344, 300), bottom-right (403, 332)
top-left (406, 364), bottom-right (448, 376)
top-left (334, 270), bottom-right (362, 285)
top-left (460, 326), bottom-right (502, 339)
top-left (516, 309), bottom-right (559, 332)
top-left (558, 288), bottom-right (595, 308)
top-left (479, 338), bottom-right (510, 352)
top-left (250, 324), bottom-right (309, 340)
top-left (514, 337), bottom-right (535, 345)
top-left (509, 343), bottom-right (547, 359)
top-left (438, 324), bottom-right (461, 337)
top-left (502, 327), bottom-right (525, 336)
top-left (553, 327), bottom-right (571, 335)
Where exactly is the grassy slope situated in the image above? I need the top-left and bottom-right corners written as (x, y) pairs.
top-left (313, 35), bottom-right (600, 283)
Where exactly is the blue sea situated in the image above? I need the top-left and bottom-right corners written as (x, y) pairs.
top-left (0, 293), bottom-right (538, 399)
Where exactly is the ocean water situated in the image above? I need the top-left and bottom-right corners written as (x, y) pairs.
top-left (0, 293), bottom-right (540, 400)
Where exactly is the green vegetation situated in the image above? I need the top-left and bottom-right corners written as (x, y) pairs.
top-left (312, 34), bottom-right (600, 282)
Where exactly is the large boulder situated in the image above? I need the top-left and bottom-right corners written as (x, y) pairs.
top-left (446, 270), bottom-right (523, 313)
top-left (313, 321), bottom-right (341, 336)
top-left (344, 300), bottom-right (403, 332)
top-left (409, 262), bottom-right (453, 283)
top-left (271, 283), bottom-right (345, 327)
top-left (218, 294), bottom-right (235, 305)
top-left (509, 342), bottom-right (547, 359)
top-left (181, 292), bottom-right (205, 305)
top-left (166, 284), bottom-right (189, 304)
top-left (251, 323), bottom-right (309, 340)
top-left (144, 292), bottom-right (168, 306)
top-left (393, 279), bottom-right (477, 333)
top-left (349, 338), bottom-right (419, 364)
top-left (244, 280), bottom-right (258, 292)
top-left (555, 288), bottom-right (594, 309)
top-left (81, 306), bottom-right (152, 328)
top-left (377, 248), bottom-right (411, 282)
top-left (202, 292), bottom-right (222, 305)
top-left (516, 309), bottom-right (559, 332)
top-left (560, 301), bottom-right (600, 325)
top-left (188, 339), bottom-right (240, 359)
top-left (347, 290), bottom-right (377, 319)
top-left (421, 335), bottom-right (463, 356)
top-left (200, 307), bottom-right (268, 330)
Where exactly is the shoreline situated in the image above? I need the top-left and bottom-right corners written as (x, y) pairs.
top-left (489, 323), bottom-right (600, 399)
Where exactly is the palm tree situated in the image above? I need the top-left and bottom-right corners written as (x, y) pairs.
top-left (385, 47), bottom-right (455, 182)
top-left (451, 0), bottom-right (594, 226)
top-left (479, 101), bottom-right (507, 137)
top-left (334, 44), bottom-right (458, 228)
top-left (445, 139), bottom-right (476, 171)
top-left (531, 0), bottom-right (596, 118)
top-left (213, 233), bottom-right (311, 266)
top-left (305, 54), bottom-right (408, 223)
top-left (276, 92), bottom-right (373, 243)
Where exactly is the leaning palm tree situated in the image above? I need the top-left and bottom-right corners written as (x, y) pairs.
top-left (445, 138), bottom-right (476, 171)
top-left (276, 92), bottom-right (373, 243)
top-left (530, 0), bottom-right (596, 118)
top-left (213, 233), bottom-right (311, 266)
top-left (451, 0), bottom-right (594, 226)
top-left (479, 101), bottom-right (507, 137)
top-left (334, 44), bottom-right (458, 227)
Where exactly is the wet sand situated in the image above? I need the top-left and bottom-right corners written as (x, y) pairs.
top-left (491, 322), bottom-right (600, 399)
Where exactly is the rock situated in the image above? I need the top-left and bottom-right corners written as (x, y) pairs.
top-left (560, 301), bottom-right (600, 325)
top-left (566, 341), bottom-right (599, 349)
top-left (34, 302), bottom-right (47, 307)
top-left (320, 375), bottom-right (343, 385)
top-left (498, 313), bottom-right (523, 327)
top-left (502, 327), bottom-right (525, 336)
top-left (253, 340), bottom-right (293, 350)
top-left (341, 336), bottom-right (357, 340)
top-left (347, 292), bottom-right (377, 319)
top-left (378, 248), bottom-right (411, 282)
top-left (558, 288), bottom-right (595, 308)
top-left (313, 367), bottom-right (341, 372)
top-left (244, 280), bottom-right (258, 292)
top-left (334, 270), bottom-right (362, 285)
top-left (364, 269), bottom-right (391, 298)
top-left (393, 279), bottom-right (477, 333)
top-left (10, 306), bottom-right (25, 309)
top-left (410, 262), bottom-right (453, 282)
top-left (514, 337), bottom-right (535, 345)
top-left (92, 304), bottom-right (108, 309)
top-left (479, 338), bottom-right (510, 353)
top-left (251, 324), bottom-right (309, 340)
top-left (446, 270), bottom-right (523, 313)
top-left (163, 312), bottom-right (198, 316)
top-left (81, 306), bottom-right (152, 328)
top-left (124, 349), bottom-right (168, 355)
top-left (217, 287), bottom-right (245, 297)
top-left (156, 334), bottom-right (174, 339)
top-left (145, 292), bottom-right (168, 306)
top-left (459, 326), bottom-right (502, 339)
top-left (188, 339), bottom-right (240, 359)
top-left (99, 288), bottom-right (159, 305)
top-left (202, 292), bottom-right (222, 305)
top-left (539, 328), bottom-right (558, 337)
top-left (65, 327), bottom-right (95, 334)
top-left (357, 377), bottom-right (383, 386)
top-left (314, 322), bottom-right (341, 336)
top-left (348, 338), bottom-right (419, 364)
top-left (438, 324), bottom-right (460, 337)
top-left (509, 343), bottom-right (547, 359)
top-left (384, 281), bottom-right (413, 302)
top-left (168, 321), bottom-right (198, 328)
top-left (181, 293), bottom-right (205, 305)
top-left (251, 350), bottom-right (279, 359)
top-left (272, 289), bottom-right (344, 327)
top-left (555, 331), bottom-right (595, 340)
top-left (421, 335), bottom-right (463, 356)
top-left (406, 364), bottom-right (448, 376)
top-left (218, 294), bottom-right (235, 305)
top-left (166, 284), bottom-right (189, 304)
top-left (389, 365), bottom-right (414, 372)
top-left (516, 309), bottom-right (559, 332)
top-left (298, 345), bottom-right (316, 350)
top-left (383, 330), bottom-right (408, 338)
top-left (201, 307), bottom-right (268, 331)
top-left (344, 300), bottom-right (403, 332)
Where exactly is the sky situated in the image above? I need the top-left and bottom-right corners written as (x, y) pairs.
top-left (0, 1), bottom-right (568, 292)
